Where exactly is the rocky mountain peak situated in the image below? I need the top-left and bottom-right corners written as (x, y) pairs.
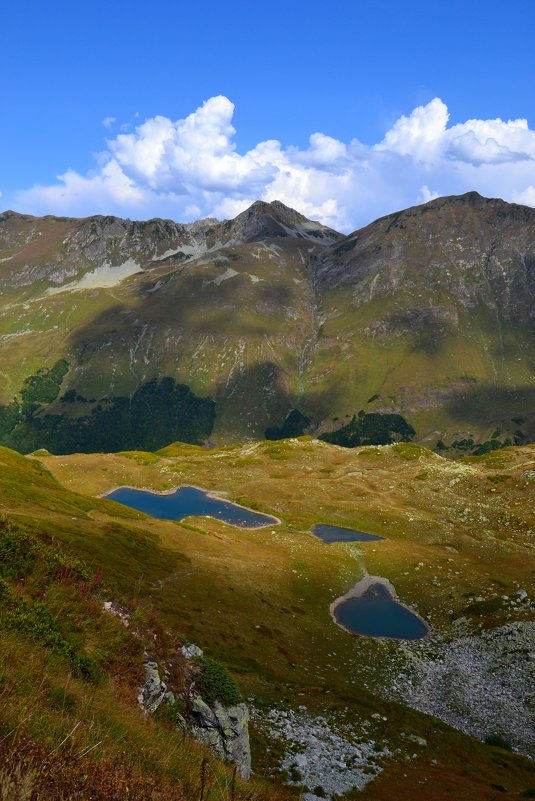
top-left (325, 193), bottom-right (535, 329)
top-left (222, 199), bottom-right (341, 244)
top-left (388, 190), bottom-right (535, 228)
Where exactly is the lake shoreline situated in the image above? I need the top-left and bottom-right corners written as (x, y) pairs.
top-left (99, 483), bottom-right (281, 529)
top-left (312, 523), bottom-right (385, 543)
top-left (330, 574), bottom-right (431, 640)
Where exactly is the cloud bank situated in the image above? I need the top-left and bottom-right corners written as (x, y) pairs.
top-left (11, 96), bottom-right (535, 231)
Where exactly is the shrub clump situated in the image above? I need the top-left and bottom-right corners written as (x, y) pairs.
top-left (485, 734), bottom-right (512, 751)
top-left (194, 656), bottom-right (241, 706)
top-left (0, 518), bottom-right (100, 681)
top-left (0, 517), bottom-right (92, 583)
top-left (0, 578), bottom-right (100, 681)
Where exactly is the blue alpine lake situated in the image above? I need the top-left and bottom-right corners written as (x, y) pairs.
top-left (104, 485), bottom-right (279, 528)
top-left (312, 523), bottom-right (385, 543)
top-left (105, 487), bottom-right (428, 639)
top-left (333, 582), bottom-right (429, 640)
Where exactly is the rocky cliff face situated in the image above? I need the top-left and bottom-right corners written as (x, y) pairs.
top-left (0, 210), bottom-right (218, 290)
top-left (137, 646), bottom-right (251, 778)
top-left (1, 193), bottom-right (535, 451)
top-left (317, 192), bottom-right (535, 323)
top-left (0, 200), bottom-right (338, 292)
top-left (189, 696), bottom-right (251, 778)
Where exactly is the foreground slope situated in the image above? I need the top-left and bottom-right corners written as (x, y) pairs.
top-left (1, 192), bottom-right (535, 452)
top-left (1, 438), bottom-right (530, 799)
top-left (0, 446), bottom-right (288, 801)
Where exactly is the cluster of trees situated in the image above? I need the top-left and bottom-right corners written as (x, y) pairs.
top-left (265, 409), bottom-right (310, 440)
top-left (264, 407), bottom-right (416, 448)
top-left (0, 362), bottom-right (215, 454)
top-left (320, 410), bottom-right (415, 448)
top-left (437, 427), bottom-right (528, 455)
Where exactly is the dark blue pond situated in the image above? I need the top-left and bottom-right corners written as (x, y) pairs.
top-left (312, 524), bottom-right (385, 543)
top-left (334, 583), bottom-right (428, 640)
top-left (104, 486), bottom-right (278, 528)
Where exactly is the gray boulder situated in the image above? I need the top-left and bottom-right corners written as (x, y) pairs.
top-left (407, 734), bottom-right (427, 747)
top-left (181, 644), bottom-right (204, 660)
top-left (138, 660), bottom-right (175, 714)
top-left (190, 696), bottom-right (251, 778)
top-left (138, 654), bottom-right (252, 778)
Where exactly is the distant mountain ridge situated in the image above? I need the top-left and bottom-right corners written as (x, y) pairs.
top-left (0, 192), bottom-right (534, 453)
top-left (0, 200), bottom-right (339, 292)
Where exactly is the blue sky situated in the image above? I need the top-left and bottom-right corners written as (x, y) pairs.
top-left (2, 0), bottom-right (535, 230)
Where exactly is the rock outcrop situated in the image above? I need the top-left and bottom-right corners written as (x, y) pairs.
top-left (189, 696), bottom-right (251, 778)
top-left (138, 645), bottom-right (251, 778)
top-left (137, 660), bottom-right (176, 714)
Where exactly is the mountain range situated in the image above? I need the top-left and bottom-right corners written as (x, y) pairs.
top-left (1, 192), bottom-right (534, 453)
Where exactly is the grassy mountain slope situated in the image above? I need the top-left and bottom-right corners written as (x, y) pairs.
top-left (313, 192), bottom-right (535, 446)
top-left (1, 193), bottom-right (534, 452)
top-left (0, 445), bottom-right (290, 800)
top-left (1, 438), bottom-right (532, 798)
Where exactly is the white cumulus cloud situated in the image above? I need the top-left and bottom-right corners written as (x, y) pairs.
top-left (9, 96), bottom-right (535, 231)
top-left (375, 97), bottom-right (449, 163)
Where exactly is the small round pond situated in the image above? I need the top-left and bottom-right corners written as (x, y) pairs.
top-left (331, 577), bottom-right (429, 640)
top-left (104, 486), bottom-right (279, 528)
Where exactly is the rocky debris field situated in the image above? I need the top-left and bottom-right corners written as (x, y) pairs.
top-left (253, 706), bottom-right (391, 800)
top-left (388, 620), bottom-right (535, 758)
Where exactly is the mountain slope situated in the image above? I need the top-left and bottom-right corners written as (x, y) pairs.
top-left (311, 192), bottom-right (535, 443)
top-left (1, 439), bottom-right (534, 799)
top-left (0, 193), bottom-right (534, 453)
top-left (0, 445), bottom-right (287, 801)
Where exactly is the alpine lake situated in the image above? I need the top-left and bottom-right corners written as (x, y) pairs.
top-left (105, 487), bottom-right (429, 641)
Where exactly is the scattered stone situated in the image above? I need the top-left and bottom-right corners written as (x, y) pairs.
top-left (181, 643), bottom-right (204, 660)
top-left (138, 660), bottom-right (175, 714)
top-left (388, 621), bottom-right (535, 758)
top-left (102, 600), bottom-right (130, 627)
top-left (407, 734), bottom-right (427, 747)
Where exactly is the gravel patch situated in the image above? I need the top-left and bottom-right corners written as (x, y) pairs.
top-left (253, 706), bottom-right (391, 800)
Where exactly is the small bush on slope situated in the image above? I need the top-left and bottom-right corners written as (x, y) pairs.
top-left (195, 656), bottom-right (242, 706)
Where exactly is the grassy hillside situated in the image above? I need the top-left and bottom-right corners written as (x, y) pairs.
top-left (1, 440), bottom-right (533, 798)
top-left (0, 447), bottom-right (287, 801)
